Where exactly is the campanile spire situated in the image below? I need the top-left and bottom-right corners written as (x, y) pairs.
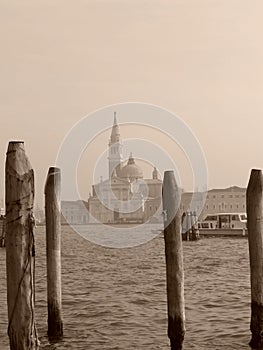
top-left (110, 111), bottom-right (121, 144)
top-left (108, 112), bottom-right (123, 177)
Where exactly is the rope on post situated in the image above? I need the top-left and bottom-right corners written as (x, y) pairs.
top-left (5, 141), bottom-right (39, 350)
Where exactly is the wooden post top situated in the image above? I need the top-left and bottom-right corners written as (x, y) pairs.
top-left (8, 141), bottom-right (24, 145)
top-left (6, 141), bottom-right (33, 192)
top-left (163, 170), bottom-right (180, 225)
top-left (48, 167), bottom-right (61, 175)
top-left (247, 169), bottom-right (263, 192)
top-left (7, 141), bottom-right (25, 153)
top-left (44, 167), bottom-right (61, 205)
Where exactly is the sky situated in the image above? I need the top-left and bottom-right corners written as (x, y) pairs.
top-left (0, 0), bottom-right (263, 208)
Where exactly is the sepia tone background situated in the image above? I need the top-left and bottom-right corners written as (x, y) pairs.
top-left (0, 1), bottom-right (262, 207)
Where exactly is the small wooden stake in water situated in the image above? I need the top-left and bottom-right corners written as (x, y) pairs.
top-left (247, 169), bottom-right (263, 348)
top-left (5, 141), bottom-right (39, 349)
top-left (163, 171), bottom-right (185, 350)
top-left (45, 167), bottom-right (63, 338)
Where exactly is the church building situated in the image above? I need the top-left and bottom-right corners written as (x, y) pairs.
top-left (61, 115), bottom-right (247, 225)
top-left (88, 113), bottom-right (163, 224)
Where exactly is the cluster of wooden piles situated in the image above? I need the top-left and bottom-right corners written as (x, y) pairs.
top-left (181, 211), bottom-right (199, 241)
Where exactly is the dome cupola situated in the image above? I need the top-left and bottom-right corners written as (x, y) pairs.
top-left (119, 153), bottom-right (143, 182)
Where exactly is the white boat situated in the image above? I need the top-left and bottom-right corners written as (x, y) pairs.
top-left (198, 212), bottom-right (247, 237)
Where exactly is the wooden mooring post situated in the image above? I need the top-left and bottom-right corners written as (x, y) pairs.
top-left (0, 215), bottom-right (6, 247)
top-left (247, 169), bottom-right (263, 348)
top-left (44, 167), bottom-right (63, 338)
top-left (163, 171), bottom-right (185, 350)
top-left (5, 141), bottom-right (39, 349)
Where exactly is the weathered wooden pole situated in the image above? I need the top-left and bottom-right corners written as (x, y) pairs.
top-left (189, 211), bottom-right (199, 241)
top-left (247, 169), bottom-right (263, 348)
top-left (0, 216), bottom-right (6, 247)
top-left (44, 167), bottom-right (63, 338)
top-left (163, 171), bottom-right (185, 350)
top-left (5, 141), bottom-right (39, 349)
top-left (187, 212), bottom-right (191, 241)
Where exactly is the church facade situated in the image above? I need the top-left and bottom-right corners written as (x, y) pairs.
top-left (87, 113), bottom-right (163, 224)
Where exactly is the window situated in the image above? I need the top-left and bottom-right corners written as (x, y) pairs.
top-left (204, 215), bottom-right (217, 221)
top-left (219, 214), bottom-right (230, 222)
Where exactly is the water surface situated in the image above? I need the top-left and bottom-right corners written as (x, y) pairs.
top-left (0, 225), bottom-right (251, 349)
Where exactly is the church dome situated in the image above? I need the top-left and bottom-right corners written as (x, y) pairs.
top-left (119, 154), bottom-right (143, 181)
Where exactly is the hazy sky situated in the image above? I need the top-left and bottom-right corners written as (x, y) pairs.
top-left (1, 1), bottom-right (263, 207)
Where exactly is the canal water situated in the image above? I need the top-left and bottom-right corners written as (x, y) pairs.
top-left (0, 225), bottom-right (251, 349)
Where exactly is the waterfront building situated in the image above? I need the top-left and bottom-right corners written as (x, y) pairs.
top-left (87, 113), bottom-right (163, 224)
top-left (181, 186), bottom-right (246, 220)
top-left (62, 185), bottom-right (247, 225)
top-left (61, 200), bottom-right (89, 224)
top-left (61, 114), bottom-right (246, 225)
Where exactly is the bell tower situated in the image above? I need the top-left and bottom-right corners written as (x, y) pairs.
top-left (108, 112), bottom-right (123, 178)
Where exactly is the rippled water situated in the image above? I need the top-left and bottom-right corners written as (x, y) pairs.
top-left (0, 225), bottom-right (252, 349)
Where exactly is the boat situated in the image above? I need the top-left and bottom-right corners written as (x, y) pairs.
top-left (197, 212), bottom-right (247, 237)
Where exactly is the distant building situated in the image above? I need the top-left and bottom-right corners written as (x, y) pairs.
top-left (61, 200), bottom-right (89, 225)
top-left (61, 114), bottom-right (247, 225)
top-left (62, 185), bottom-right (246, 225)
top-left (87, 113), bottom-right (162, 224)
top-left (181, 186), bottom-right (246, 220)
